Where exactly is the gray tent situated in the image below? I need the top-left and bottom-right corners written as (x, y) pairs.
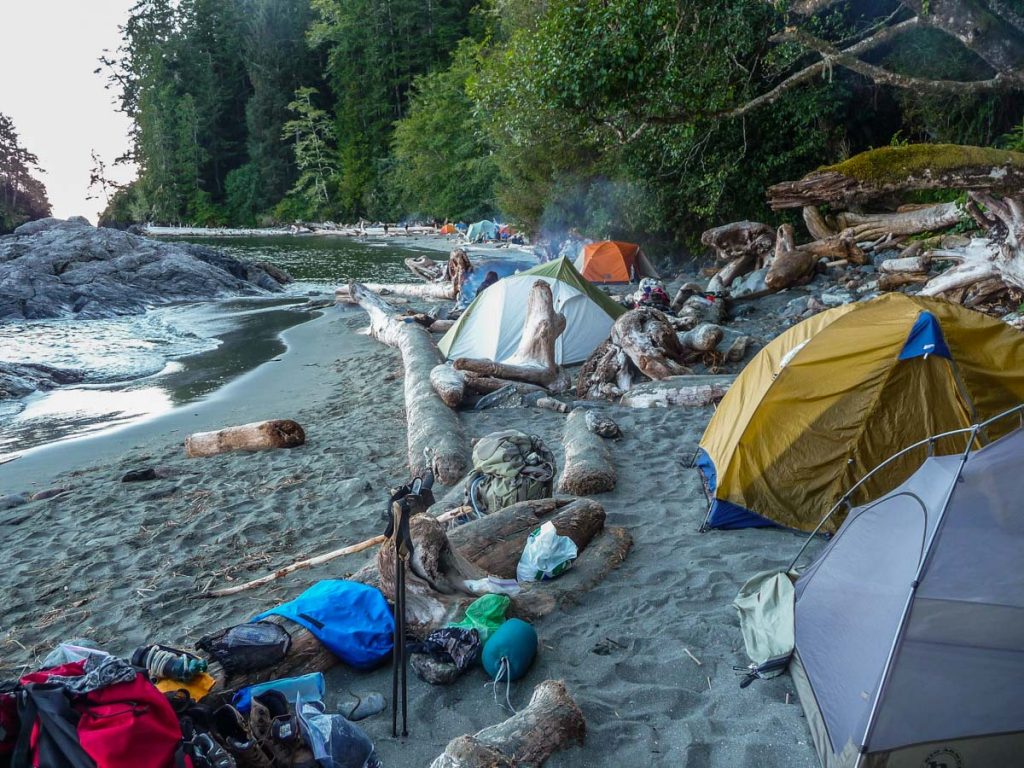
top-left (792, 423), bottom-right (1024, 767)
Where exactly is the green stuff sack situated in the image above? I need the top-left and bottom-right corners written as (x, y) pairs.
top-left (733, 569), bottom-right (795, 684)
top-left (448, 593), bottom-right (510, 643)
top-left (466, 430), bottom-right (556, 515)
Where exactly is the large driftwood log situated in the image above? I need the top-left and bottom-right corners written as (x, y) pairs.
top-left (206, 498), bottom-right (628, 689)
top-left (765, 224), bottom-right (817, 290)
top-left (920, 193), bottom-right (1024, 298)
top-left (405, 256), bottom-right (443, 282)
top-left (185, 420), bottom-right (305, 458)
top-left (335, 281), bottom-right (455, 302)
top-left (612, 308), bottom-right (691, 380)
top-left (454, 281), bottom-right (570, 391)
top-left (768, 145), bottom-right (1024, 209)
top-left (834, 202), bottom-right (965, 241)
top-left (429, 680), bottom-right (586, 768)
top-left (700, 221), bottom-right (775, 293)
top-left (575, 340), bottom-right (635, 401)
top-left (618, 375), bottom-right (734, 408)
top-left (557, 409), bottom-right (616, 495)
top-left (349, 282), bottom-right (470, 483)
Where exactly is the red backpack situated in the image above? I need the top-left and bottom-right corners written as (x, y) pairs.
top-left (7, 661), bottom-right (190, 768)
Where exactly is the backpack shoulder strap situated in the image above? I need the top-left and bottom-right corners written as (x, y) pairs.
top-left (14, 684), bottom-right (95, 768)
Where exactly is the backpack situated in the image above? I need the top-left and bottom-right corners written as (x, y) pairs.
top-left (10, 661), bottom-right (190, 768)
top-left (466, 431), bottom-right (556, 515)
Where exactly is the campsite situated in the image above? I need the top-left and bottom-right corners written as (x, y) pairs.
top-left (3, 0), bottom-right (1024, 767)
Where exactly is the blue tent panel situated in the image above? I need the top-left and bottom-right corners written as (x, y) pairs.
top-left (898, 311), bottom-right (951, 360)
top-left (695, 449), bottom-right (781, 530)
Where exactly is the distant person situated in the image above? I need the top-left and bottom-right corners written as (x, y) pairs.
top-left (383, 222), bottom-right (389, 235)
top-left (479, 270), bottom-right (500, 293)
top-left (405, 223), bottom-right (410, 234)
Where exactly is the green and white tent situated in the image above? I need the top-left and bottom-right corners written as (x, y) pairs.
top-left (438, 257), bottom-right (625, 364)
top-left (466, 219), bottom-right (499, 241)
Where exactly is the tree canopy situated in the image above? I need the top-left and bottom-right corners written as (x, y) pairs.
top-left (0, 113), bottom-right (51, 234)
top-left (100, 0), bottom-right (1024, 250)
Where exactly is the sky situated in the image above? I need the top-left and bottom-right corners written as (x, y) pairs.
top-left (0, 1), bottom-right (138, 222)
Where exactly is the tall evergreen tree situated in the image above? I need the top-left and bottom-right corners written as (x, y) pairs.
top-left (0, 113), bottom-right (52, 234)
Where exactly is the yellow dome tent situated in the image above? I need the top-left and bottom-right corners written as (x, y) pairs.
top-left (697, 293), bottom-right (1024, 532)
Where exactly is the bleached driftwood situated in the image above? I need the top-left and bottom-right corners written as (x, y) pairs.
top-left (185, 420), bottom-right (305, 458)
top-left (612, 308), bottom-right (691, 380)
top-left (349, 282), bottom-right (470, 484)
top-left (678, 323), bottom-right (724, 354)
top-left (557, 409), bottom-right (616, 495)
top-left (431, 364), bottom-right (466, 408)
top-left (618, 375), bottom-right (734, 408)
top-left (405, 255), bottom-right (443, 282)
top-left (454, 281), bottom-right (571, 391)
top-left (429, 680), bottom-right (586, 768)
top-left (335, 281), bottom-right (455, 303)
top-left (700, 221), bottom-right (775, 293)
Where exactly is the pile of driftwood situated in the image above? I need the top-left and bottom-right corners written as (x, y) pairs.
top-left (705, 144), bottom-right (1024, 322)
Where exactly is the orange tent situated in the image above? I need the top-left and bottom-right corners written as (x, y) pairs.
top-left (576, 240), bottom-right (659, 283)
top-left (439, 223), bottom-right (457, 235)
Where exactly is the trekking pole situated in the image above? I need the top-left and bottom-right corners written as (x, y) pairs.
top-left (388, 495), bottom-right (415, 738)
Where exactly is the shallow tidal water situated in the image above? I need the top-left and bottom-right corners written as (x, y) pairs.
top-left (0, 236), bottom-right (437, 459)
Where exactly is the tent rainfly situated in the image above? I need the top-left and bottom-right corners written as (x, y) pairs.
top-left (466, 220), bottom-right (499, 242)
top-left (574, 240), bottom-right (661, 284)
top-left (697, 292), bottom-right (1024, 532)
top-left (793, 415), bottom-right (1024, 767)
top-left (438, 257), bottom-right (625, 365)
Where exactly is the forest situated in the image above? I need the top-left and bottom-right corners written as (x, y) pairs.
top-left (93, 0), bottom-right (1024, 248)
top-left (0, 113), bottom-right (51, 234)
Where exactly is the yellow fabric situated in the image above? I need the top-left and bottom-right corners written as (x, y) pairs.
top-left (700, 293), bottom-right (1024, 532)
top-left (579, 240), bottom-right (640, 283)
top-left (155, 671), bottom-right (216, 701)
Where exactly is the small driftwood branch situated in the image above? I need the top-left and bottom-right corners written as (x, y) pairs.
top-left (185, 420), bottom-right (305, 458)
top-left (429, 680), bottom-right (586, 768)
top-left (557, 409), bottom-right (616, 495)
top-left (199, 536), bottom-right (386, 598)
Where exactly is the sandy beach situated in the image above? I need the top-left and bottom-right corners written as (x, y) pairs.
top-left (0, 289), bottom-right (824, 766)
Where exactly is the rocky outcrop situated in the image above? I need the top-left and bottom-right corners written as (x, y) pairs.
top-left (0, 362), bottom-right (85, 399)
top-left (0, 217), bottom-right (290, 320)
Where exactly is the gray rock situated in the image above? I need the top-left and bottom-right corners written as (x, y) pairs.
top-left (0, 218), bottom-right (289, 320)
top-left (730, 268), bottom-right (768, 298)
top-left (0, 494), bottom-right (29, 511)
top-left (585, 410), bottom-right (621, 439)
top-left (410, 653), bottom-right (464, 685)
top-left (820, 290), bottom-right (856, 307)
top-left (137, 484), bottom-right (179, 501)
top-left (0, 361), bottom-right (85, 400)
top-left (29, 488), bottom-right (69, 501)
top-left (122, 468), bottom-right (158, 483)
top-left (781, 296), bottom-right (810, 319)
top-left (337, 692), bottom-right (387, 721)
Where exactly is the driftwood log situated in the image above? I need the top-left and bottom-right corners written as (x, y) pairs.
top-left (767, 145), bottom-right (1024, 209)
top-left (765, 224), bottom-right (817, 290)
top-left (431, 364), bottom-right (467, 408)
top-left (185, 420), bottom-right (305, 458)
top-left (405, 256), bottom-right (443, 282)
top-left (335, 281), bottom-right (455, 303)
top-left (612, 308), bottom-right (690, 380)
top-left (205, 497), bottom-right (629, 690)
top-left (349, 282), bottom-right (470, 484)
top-left (454, 281), bottom-right (571, 392)
top-left (557, 409), bottom-right (616, 495)
top-left (429, 680), bottom-right (586, 768)
top-left (619, 375), bottom-right (734, 408)
top-left (700, 221), bottom-right (775, 293)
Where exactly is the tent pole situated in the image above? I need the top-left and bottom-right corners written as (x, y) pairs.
top-left (857, 425), bottom-right (979, 756)
top-left (785, 404), bottom-right (1024, 572)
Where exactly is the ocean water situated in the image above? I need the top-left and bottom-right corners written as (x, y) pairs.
top-left (0, 235), bottom-right (439, 459)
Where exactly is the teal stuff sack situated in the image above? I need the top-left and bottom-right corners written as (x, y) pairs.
top-left (482, 619), bottom-right (537, 682)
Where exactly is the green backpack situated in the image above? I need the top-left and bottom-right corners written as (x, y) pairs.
top-left (466, 430), bottom-right (556, 515)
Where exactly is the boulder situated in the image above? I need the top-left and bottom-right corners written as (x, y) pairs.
top-left (0, 362), bottom-right (85, 400)
top-left (0, 219), bottom-right (289, 320)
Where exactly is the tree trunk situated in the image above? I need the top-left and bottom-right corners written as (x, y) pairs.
top-left (454, 280), bottom-right (570, 391)
top-left (429, 680), bottom-right (586, 768)
top-left (768, 146), bottom-right (1024, 209)
top-left (185, 420), bottom-right (305, 458)
top-left (349, 282), bottom-right (470, 484)
top-left (834, 201), bottom-right (965, 240)
top-left (557, 409), bottom-right (616, 496)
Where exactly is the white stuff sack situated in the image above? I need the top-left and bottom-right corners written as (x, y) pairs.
top-left (516, 521), bottom-right (578, 583)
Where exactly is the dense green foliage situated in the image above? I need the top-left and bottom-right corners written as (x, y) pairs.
top-left (103, 0), bottom-right (1024, 249)
top-left (0, 113), bottom-right (51, 234)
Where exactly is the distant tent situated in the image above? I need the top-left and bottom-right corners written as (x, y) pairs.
top-left (574, 240), bottom-right (660, 284)
top-left (793, 418), bottom-right (1024, 767)
top-left (466, 220), bottom-right (499, 241)
top-left (439, 223), bottom-right (457, 235)
top-left (697, 293), bottom-right (1024, 532)
top-left (498, 224), bottom-right (515, 239)
top-left (438, 257), bottom-right (625, 364)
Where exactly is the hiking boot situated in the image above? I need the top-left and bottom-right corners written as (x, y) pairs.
top-left (212, 704), bottom-right (273, 768)
top-left (249, 691), bottom-right (315, 767)
top-left (191, 732), bottom-right (237, 768)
